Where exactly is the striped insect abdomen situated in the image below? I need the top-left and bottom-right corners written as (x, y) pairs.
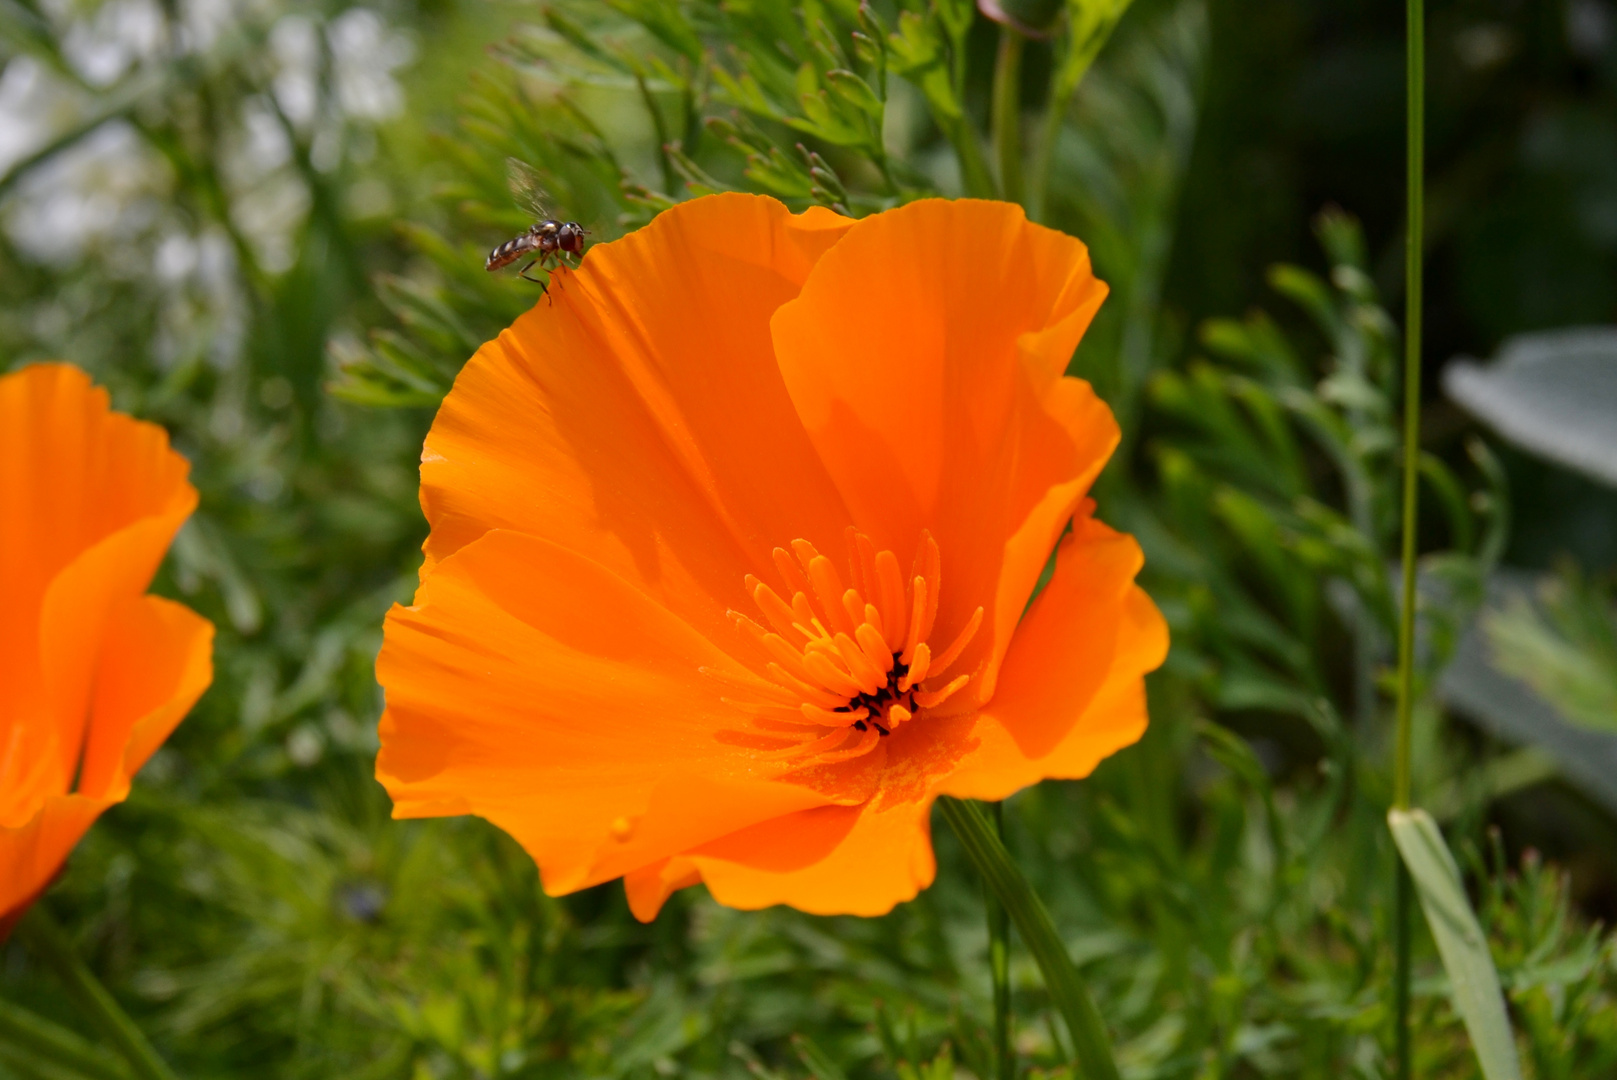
top-left (486, 233), bottom-right (538, 271)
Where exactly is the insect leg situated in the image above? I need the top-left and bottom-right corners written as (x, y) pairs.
top-left (515, 259), bottom-right (552, 302)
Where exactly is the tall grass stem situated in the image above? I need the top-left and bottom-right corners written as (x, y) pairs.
top-left (1395, 863), bottom-right (1414, 1078)
top-left (1393, 0), bottom-right (1425, 1073)
top-left (948, 118), bottom-right (999, 199)
top-left (1027, 89), bottom-right (1065, 222)
top-left (1395, 0), bottom-right (1424, 817)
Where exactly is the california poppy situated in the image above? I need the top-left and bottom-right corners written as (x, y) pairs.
top-left (377, 195), bottom-right (1166, 919)
top-left (0, 364), bottom-right (213, 930)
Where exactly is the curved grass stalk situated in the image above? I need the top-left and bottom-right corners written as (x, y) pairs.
top-left (17, 907), bottom-right (181, 1080)
top-left (939, 797), bottom-right (1120, 1080)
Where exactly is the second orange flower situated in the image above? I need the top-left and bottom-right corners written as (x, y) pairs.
top-left (377, 195), bottom-right (1167, 919)
top-left (1, 364), bottom-right (213, 930)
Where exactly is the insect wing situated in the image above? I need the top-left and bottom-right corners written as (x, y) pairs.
top-left (506, 157), bottom-right (552, 221)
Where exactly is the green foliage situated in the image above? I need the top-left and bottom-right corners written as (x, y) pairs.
top-left (1138, 207), bottom-right (1506, 755)
top-left (2, 0), bottom-right (1617, 1078)
top-left (1483, 566), bottom-right (1617, 736)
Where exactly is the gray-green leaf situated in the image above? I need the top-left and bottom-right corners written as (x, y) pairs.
top-left (1387, 808), bottom-right (1524, 1080)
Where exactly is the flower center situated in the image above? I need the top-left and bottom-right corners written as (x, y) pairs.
top-left (719, 528), bottom-right (983, 765)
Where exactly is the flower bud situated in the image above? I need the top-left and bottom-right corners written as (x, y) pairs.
top-left (977, 0), bottom-right (1063, 37)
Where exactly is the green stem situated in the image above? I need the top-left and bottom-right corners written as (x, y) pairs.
top-left (948, 116), bottom-right (999, 200)
top-left (939, 797), bottom-right (1119, 1080)
top-left (1395, 0), bottom-right (1424, 819)
top-left (1026, 2), bottom-right (1129, 221)
top-left (17, 907), bottom-right (181, 1080)
top-left (991, 27), bottom-right (1025, 206)
top-left (1027, 80), bottom-right (1073, 223)
top-left (1393, 0), bottom-right (1424, 1073)
top-left (633, 69), bottom-right (678, 198)
top-left (986, 802), bottom-right (1013, 1080)
top-left (1395, 863), bottom-right (1414, 1080)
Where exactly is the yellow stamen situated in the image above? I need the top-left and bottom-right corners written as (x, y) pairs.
top-left (700, 666), bottom-right (800, 704)
top-left (840, 589), bottom-right (866, 633)
top-left (807, 555), bottom-right (855, 636)
top-left (758, 726), bottom-right (853, 760)
top-left (913, 674), bottom-right (970, 710)
top-left (790, 592), bottom-right (822, 637)
top-left (800, 703), bottom-right (868, 727)
top-left (874, 549), bottom-right (907, 651)
top-left (728, 610), bottom-right (767, 640)
top-left (898, 641), bottom-right (930, 692)
top-left (803, 650), bottom-right (865, 698)
top-left (725, 528), bottom-right (983, 768)
top-left (773, 546), bottom-right (810, 599)
top-left (747, 703), bottom-right (827, 725)
top-left (855, 622), bottom-right (894, 673)
top-left (862, 603), bottom-right (885, 640)
top-left (915, 530), bottom-right (941, 645)
top-left (764, 662), bottom-right (847, 709)
top-left (854, 532), bottom-right (880, 608)
top-left (928, 605), bottom-right (983, 678)
top-left (750, 580), bottom-right (803, 641)
top-left (789, 538), bottom-right (821, 574)
top-left (901, 576), bottom-right (927, 665)
top-left (832, 632), bottom-right (885, 694)
top-left (844, 525), bottom-right (867, 598)
top-left (759, 632), bottom-right (822, 688)
top-left (814, 726), bottom-right (881, 763)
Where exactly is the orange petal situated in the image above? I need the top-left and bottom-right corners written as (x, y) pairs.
top-left (0, 594), bottom-right (212, 923)
top-left (771, 200), bottom-right (1116, 707)
top-left (0, 363), bottom-right (196, 804)
top-left (0, 794), bottom-right (109, 926)
top-left (623, 855), bottom-right (702, 921)
top-left (78, 595), bottom-right (214, 801)
top-left (36, 517), bottom-right (199, 792)
top-left (653, 702), bottom-right (979, 917)
top-left (938, 518), bottom-right (1168, 802)
top-left (417, 195), bottom-right (857, 652)
top-left (686, 797), bottom-right (937, 916)
top-left (376, 529), bottom-right (837, 897)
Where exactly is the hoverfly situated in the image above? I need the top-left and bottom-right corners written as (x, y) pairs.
top-left (486, 158), bottom-right (587, 293)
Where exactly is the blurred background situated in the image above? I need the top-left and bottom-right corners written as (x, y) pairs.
top-left (2, 0), bottom-right (1617, 1076)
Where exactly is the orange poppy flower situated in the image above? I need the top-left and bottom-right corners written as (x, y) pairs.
top-left (0, 364), bottom-right (213, 931)
top-left (377, 195), bottom-right (1167, 919)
